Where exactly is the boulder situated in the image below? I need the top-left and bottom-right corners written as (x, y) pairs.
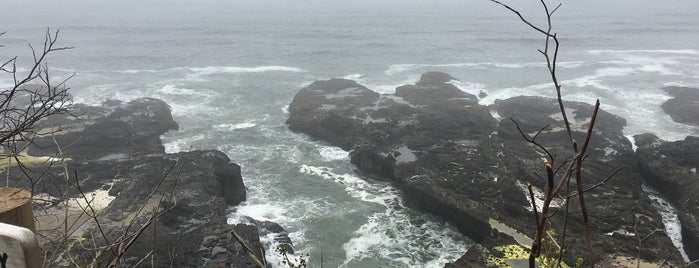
top-left (287, 72), bottom-right (687, 266)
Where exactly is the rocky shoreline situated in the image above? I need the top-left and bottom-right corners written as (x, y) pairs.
top-left (287, 72), bottom-right (698, 267)
top-left (9, 77), bottom-right (696, 267)
top-left (8, 98), bottom-right (288, 267)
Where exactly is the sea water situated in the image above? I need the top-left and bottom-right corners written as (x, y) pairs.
top-left (2, 0), bottom-right (698, 266)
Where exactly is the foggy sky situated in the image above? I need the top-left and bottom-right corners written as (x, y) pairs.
top-left (5, 0), bottom-right (699, 28)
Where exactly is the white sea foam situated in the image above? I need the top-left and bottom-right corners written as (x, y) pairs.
top-left (643, 184), bottom-right (690, 262)
top-left (232, 203), bottom-right (291, 223)
top-left (384, 61), bottom-right (584, 76)
top-left (318, 146), bottom-right (349, 161)
top-left (341, 199), bottom-right (469, 267)
top-left (447, 80), bottom-right (486, 98)
top-left (73, 84), bottom-right (129, 105)
top-left (226, 198), bottom-right (310, 267)
top-left (339, 72), bottom-right (420, 95)
top-left (478, 82), bottom-right (551, 106)
top-left (163, 133), bottom-right (206, 153)
top-left (185, 65), bottom-right (304, 80)
top-left (298, 164), bottom-right (469, 267)
top-left (516, 180), bottom-right (562, 212)
top-left (365, 77), bottom-right (419, 95)
top-left (117, 69), bottom-right (159, 74)
top-left (156, 84), bottom-right (213, 98)
top-left (626, 135), bottom-right (639, 152)
top-left (300, 165), bottom-right (391, 205)
top-left (587, 49), bottom-right (699, 55)
top-left (478, 47), bottom-right (699, 141)
top-left (214, 122), bottom-right (257, 131)
top-left (663, 81), bottom-right (698, 88)
top-left (605, 54), bottom-right (682, 76)
top-left (342, 73), bottom-right (366, 83)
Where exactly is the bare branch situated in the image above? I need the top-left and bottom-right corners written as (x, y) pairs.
top-left (231, 229), bottom-right (266, 268)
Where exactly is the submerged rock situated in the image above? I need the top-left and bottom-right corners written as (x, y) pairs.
top-left (287, 72), bottom-right (688, 266)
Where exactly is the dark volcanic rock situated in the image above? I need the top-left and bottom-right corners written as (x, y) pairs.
top-left (9, 98), bottom-right (279, 267)
top-left (29, 98), bottom-right (179, 160)
top-left (661, 86), bottom-right (699, 126)
top-left (287, 72), bottom-right (687, 266)
top-left (635, 134), bottom-right (699, 261)
top-left (288, 78), bottom-right (380, 149)
top-left (69, 150), bottom-right (254, 267)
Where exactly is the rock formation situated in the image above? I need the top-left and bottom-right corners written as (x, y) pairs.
top-left (661, 86), bottom-right (699, 127)
top-left (7, 98), bottom-right (282, 267)
top-left (287, 72), bottom-right (689, 266)
top-left (636, 133), bottom-right (699, 261)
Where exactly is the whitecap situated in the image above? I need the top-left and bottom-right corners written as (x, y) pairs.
top-left (117, 69), bottom-right (159, 74)
top-left (214, 122), bottom-right (257, 131)
top-left (184, 65), bottom-right (305, 80)
top-left (587, 49), bottom-right (699, 55)
top-left (384, 61), bottom-right (584, 76)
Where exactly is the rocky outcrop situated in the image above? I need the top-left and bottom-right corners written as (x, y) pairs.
top-left (287, 72), bottom-right (688, 266)
top-left (661, 86), bottom-right (699, 127)
top-left (29, 98), bottom-right (179, 160)
top-left (635, 134), bottom-right (699, 261)
top-left (8, 98), bottom-right (282, 267)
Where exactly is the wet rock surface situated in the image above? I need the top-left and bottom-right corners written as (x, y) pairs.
top-left (9, 98), bottom-right (285, 267)
top-left (636, 133), bottom-right (699, 261)
top-left (661, 86), bottom-right (699, 127)
top-left (288, 72), bottom-right (689, 266)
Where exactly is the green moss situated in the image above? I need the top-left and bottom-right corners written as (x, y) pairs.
top-left (485, 244), bottom-right (529, 267)
top-left (485, 219), bottom-right (574, 268)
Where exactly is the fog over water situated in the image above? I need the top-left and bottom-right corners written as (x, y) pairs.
top-left (3, 0), bottom-right (698, 266)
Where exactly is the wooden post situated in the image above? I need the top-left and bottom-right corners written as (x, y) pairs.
top-left (0, 187), bottom-right (35, 232)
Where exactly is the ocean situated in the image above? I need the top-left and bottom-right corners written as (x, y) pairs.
top-left (2, 0), bottom-right (698, 266)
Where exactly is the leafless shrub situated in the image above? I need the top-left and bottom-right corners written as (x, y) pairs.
top-left (489, 1), bottom-right (621, 267)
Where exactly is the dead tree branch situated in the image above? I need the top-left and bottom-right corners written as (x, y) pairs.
top-left (490, 1), bottom-right (618, 267)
